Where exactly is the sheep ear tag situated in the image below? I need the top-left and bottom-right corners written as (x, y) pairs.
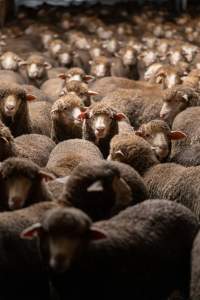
top-left (20, 223), bottom-right (42, 240)
top-left (169, 131), bottom-right (187, 140)
top-left (87, 180), bottom-right (104, 192)
top-left (89, 227), bottom-right (107, 240)
top-left (26, 94), bottom-right (36, 101)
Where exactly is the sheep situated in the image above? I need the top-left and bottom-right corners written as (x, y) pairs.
top-left (90, 56), bottom-right (110, 78)
top-left (61, 160), bottom-right (148, 221)
top-left (170, 107), bottom-right (200, 166)
top-left (41, 78), bottom-right (65, 102)
top-left (19, 53), bottom-right (52, 87)
top-left (21, 84), bottom-right (51, 102)
top-left (109, 133), bottom-right (200, 219)
top-left (0, 157), bottom-right (55, 211)
top-left (0, 201), bottom-right (59, 300)
top-left (190, 230), bottom-right (200, 300)
top-left (135, 119), bottom-right (186, 162)
top-left (46, 139), bottom-right (103, 177)
top-left (21, 200), bottom-right (198, 300)
top-left (0, 82), bottom-right (36, 137)
top-left (0, 51), bottom-right (23, 71)
top-left (160, 85), bottom-right (200, 125)
top-left (101, 87), bottom-right (164, 129)
top-left (59, 67), bottom-right (94, 83)
top-left (0, 120), bottom-right (55, 166)
top-left (61, 80), bottom-right (98, 106)
top-left (0, 69), bottom-right (25, 84)
top-left (47, 67), bottom-right (68, 79)
top-left (79, 102), bottom-right (128, 158)
top-left (50, 93), bottom-right (85, 143)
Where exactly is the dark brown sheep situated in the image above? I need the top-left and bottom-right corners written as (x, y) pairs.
top-left (0, 157), bottom-right (54, 211)
top-left (21, 200), bottom-right (198, 300)
top-left (46, 139), bottom-right (103, 177)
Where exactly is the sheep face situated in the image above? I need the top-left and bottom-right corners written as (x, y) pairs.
top-left (135, 121), bottom-right (186, 162)
top-left (58, 51), bottom-right (72, 67)
top-left (0, 52), bottom-right (22, 71)
top-left (21, 207), bottom-right (107, 273)
top-left (49, 40), bottom-right (64, 58)
top-left (121, 48), bottom-right (136, 66)
top-left (5, 175), bottom-right (32, 210)
top-left (168, 50), bottom-right (183, 66)
top-left (90, 57), bottom-right (109, 78)
top-left (2, 94), bottom-right (22, 118)
top-left (182, 45), bottom-right (198, 63)
top-left (51, 95), bottom-right (84, 127)
top-left (160, 89), bottom-right (190, 123)
top-left (26, 62), bottom-right (50, 80)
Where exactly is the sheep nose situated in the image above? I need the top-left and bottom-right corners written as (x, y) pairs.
top-left (96, 127), bottom-right (105, 133)
top-left (6, 104), bottom-right (15, 111)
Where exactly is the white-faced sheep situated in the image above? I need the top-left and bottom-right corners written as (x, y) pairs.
top-left (21, 200), bottom-right (198, 300)
top-left (0, 157), bottom-right (55, 211)
top-left (50, 93), bottom-right (85, 143)
top-left (46, 139), bottom-right (103, 177)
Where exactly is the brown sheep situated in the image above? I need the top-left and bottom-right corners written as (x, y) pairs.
top-left (50, 93), bottom-right (85, 143)
top-left (135, 120), bottom-right (186, 162)
top-left (21, 200), bottom-right (198, 300)
top-left (0, 157), bottom-right (54, 211)
top-left (109, 133), bottom-right (200, 219)
top-left (0, 120), bottom-right (55, 166)
top-left (79, 102), bottom-right (127, 158)
top-left (46, 139), bottom-right (103, 177)
top-left (0, 82), bottom-right (35, 137)
top-left (61, 160), bottom-right (148, 221)
top-left (160, 85), bottom-right (200, 125)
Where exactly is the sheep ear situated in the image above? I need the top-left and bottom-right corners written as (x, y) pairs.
top-left (83, 75), bottom-right (95, 82)
top-left (55, 175), bottom-right (70, 184)
top-left (182, 94), bottom-right (189, 102)
top-left (39, 170), bottom-right (56, 182)
top-left (77, 111), bottom-right (89, 121)
top-left (169, 131), bottom-right (187, 140)
top-left (58, 73), bottom-right (67, 80)
top-left (89, 227), bottom-right (107, 240)
top-left (112, 177), bottom-right (132, 206)
top-left (0, 136), bottom-right (9, 143)
top-left (20, 223), bottom-right (43, 240)
top-left (87, 180), bottom-right (104, 193)
top-left (113, 113), bottom-right (126, 121)
top-left (44, 62), bottom-right (52, 70)
top-left (87, 90), bottom-right (99, 96)
top-left (115, 150), bottom-right (125, 159)
top-left (26, 94), bottom-right (36, 101)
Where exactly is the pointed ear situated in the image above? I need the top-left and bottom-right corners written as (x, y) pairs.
top-left (169, 131), bottom-right (187, 140)
top-left (0, 136), bottom-right (9, 144)
top-left (182, 94), bottom-right (189, 102)
top-left (26, 94), bottom-right (36, 101)
top-left (89, 227), bottom-right (107, 240)
top-left (55, 175), bottom-right (70, 184)
top-left (83, 75), bottom-right (95, 82)
top-left (135, 130), bottom-right (145, 137)
top-left (113, 113), bottom-right (126, 121)
top-left (87, 90), bottom-right (99, 96)
top-left (20, 223), bottom-right (43, 240)
top-left (44, 62), bottom-right (52, 70)
top-left (87, 180), bottom-right (104, 193)
top-left (58, 73), bottom-right (67, 80)
top-left (77, 111), bottom-right (89, 121)
top-left (39, 170), bottom-right (56, 182)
